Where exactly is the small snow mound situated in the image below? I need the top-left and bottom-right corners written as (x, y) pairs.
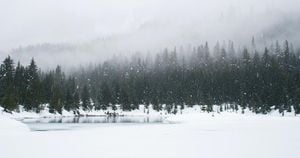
top-left (0, 116), bottom-right (30, 132)
top-left (62, 109), bottom-right (75, 117)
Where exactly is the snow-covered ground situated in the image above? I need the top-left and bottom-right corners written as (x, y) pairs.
top-left (1, 106), bottom-right (300, 158)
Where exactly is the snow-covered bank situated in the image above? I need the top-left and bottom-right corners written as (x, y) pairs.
top-left (0, 107), bottom-right (29, 132)
top-left (0, 116), bottom-right (29, 132)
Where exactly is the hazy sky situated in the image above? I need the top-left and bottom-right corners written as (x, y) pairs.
top-left (0, 0), bottom-right (300, 68)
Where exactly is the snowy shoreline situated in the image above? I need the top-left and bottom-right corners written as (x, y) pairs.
top-left (1, 104), bottom-right (299, 132)
top-left (1, 104), bottom-right (299, 120)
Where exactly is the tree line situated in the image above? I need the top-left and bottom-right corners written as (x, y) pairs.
top-left (1, 40), bottom-right (300, 115)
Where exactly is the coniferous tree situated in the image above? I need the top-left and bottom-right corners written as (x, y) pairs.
top-left (81, 85), bottom-right (90, 111)
top-left (64, 77), bottom-right (77, 111)
top-left (98, 81), bottom-right (112, 110)
top-left (24, 58), bottom-right (41, 112)
top-left (14, 62), bottom-right (26, 106)
top-left (73, 90), bottom-right (80, 110)
top-left (0, 56), bottom-right (17, 112)
top-left (49, 66), bottom-right (64, 114)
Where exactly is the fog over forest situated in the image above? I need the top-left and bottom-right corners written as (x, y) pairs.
top-left (0, 0), bottom-right (300, 69)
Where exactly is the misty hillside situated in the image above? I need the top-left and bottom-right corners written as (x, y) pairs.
top-left (1, 0), bottom-right (299, 69)
top-left (262, 17), bottom-right (300, 42)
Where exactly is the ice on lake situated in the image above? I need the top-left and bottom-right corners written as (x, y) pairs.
top-left (21, 116), bottom-right (168, 131)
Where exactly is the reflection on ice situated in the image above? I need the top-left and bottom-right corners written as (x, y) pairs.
top-left (22, 116), bottom-right (167, 131)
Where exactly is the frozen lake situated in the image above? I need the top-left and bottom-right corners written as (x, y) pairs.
top-left (1, 113), bottom-right (300, 158)
top-left (21, 116), bottom-right (168, 131)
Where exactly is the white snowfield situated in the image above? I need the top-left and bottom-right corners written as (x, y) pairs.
top-left (1, 106), bottom-right (300, 158)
